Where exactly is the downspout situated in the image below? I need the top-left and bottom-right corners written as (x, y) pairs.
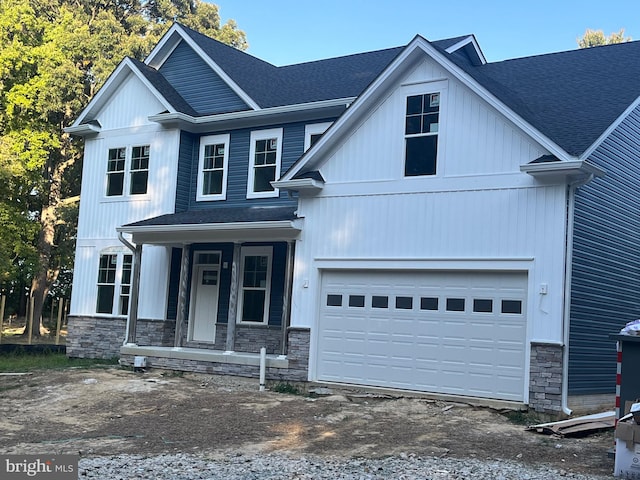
top-left (561, 173), bottom-right (594, 416)
top-left (118, 232), bottom-right (136, 346)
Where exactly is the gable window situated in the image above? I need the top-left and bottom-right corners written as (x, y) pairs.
top-left (105, 145), bottom-right (150, 197)
top-left (129, 146), bottom-right (150, 195)
top-left (304, 122), bottom-right (332, 151)
top-left (197, 134), bottom-right (230, 201)
top-left (106, 148), bottom-right (126, 196)
top-left (96, 251), bottom-right (132, 315)
top-left (247, 128), bottom-right (282, 199)
top-left (237, 246), bottom-right (272, 324)
top-left (404, 92), bottom-right (439, 176)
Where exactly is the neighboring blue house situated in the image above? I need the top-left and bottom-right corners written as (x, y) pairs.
top-left (67, 23), bottom-right (640, 415)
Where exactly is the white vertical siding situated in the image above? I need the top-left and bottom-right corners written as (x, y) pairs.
top-left (71, 73), bottom-right (179, 318)
top-left (290, 55), bottom-right (568, 357)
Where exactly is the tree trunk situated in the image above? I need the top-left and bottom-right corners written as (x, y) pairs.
top-left (24, 134), bottom-right (76, 339)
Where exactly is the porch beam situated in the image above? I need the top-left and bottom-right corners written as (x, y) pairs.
top-left (174, 244), bottom-right (191, 348)
top-left (225, 243), bottom-right (241, 352)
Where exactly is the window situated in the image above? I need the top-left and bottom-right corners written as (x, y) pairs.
top-left (105, 145), bottom-right (150, 197)
top-left (348, 295), bottom-right (365, 307)
top-left (237, 246), bottom-right (272, 324)
top-left (247, 128), bottom-right (282, 198)
top-left (473, 299), bottom-right (493, 313)
top-left (96, 251), bottom-right (132, 316)
top-left (420, 297), bottom-right (439, 311)
top-left (106, 148), bottom-right (126, 196)
top-left (396, 296), bottom-right (413, 310)
top-left (197, 134), bottom-right (230, 201)
top-left (327, 294), bottom-right (342, 306)
top-left (372, 295), bottom-right (389, 309)
top-left (404, 93), bottom-right (439, 176)
top-left (129, 146), bottom-right (150, 195)
top-left (446, 298), bottom-right (465, 312)
top-left (304, 122), bottom-right (332, 151)
top-left (501, 300), bottom-right (523, 314)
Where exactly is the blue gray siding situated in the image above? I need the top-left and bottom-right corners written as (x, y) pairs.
top-left (176, 132), bottom-right (197, 212)
top-left (569, 107), bottom-right (640, 394)
top-left (159, 41), bottom-right (249, 115)
top-left (165, 247), bottom-right (183, 320)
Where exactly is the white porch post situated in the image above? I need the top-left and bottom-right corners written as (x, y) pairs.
top-left (225, 243), bottom-right (241, 352)
top-left (174, 243), bottom-right (191, 348)
top-left (125, 244), bottom-right (143, 345)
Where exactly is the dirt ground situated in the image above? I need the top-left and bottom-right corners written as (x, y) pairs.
top-left (0, 367), bottom-right (614, 476)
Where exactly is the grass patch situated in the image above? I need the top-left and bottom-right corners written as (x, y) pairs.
top-left (271, 382), bottom-right (302, 395)
top-left (0, 352), bottom-right (119, 373)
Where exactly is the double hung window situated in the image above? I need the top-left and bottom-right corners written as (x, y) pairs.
top-left (247, 128), bottom-right (282, 198)
top-left (197, 134), bottom-right (230, 201)
top-left (105, 145), bottom-right (150, 197)
top-left (404, 93), bottom-right (440, 176)
top-left (237, 246), bottom-right (272, 324)
top-left (96, 251), bottom-right (132, 316)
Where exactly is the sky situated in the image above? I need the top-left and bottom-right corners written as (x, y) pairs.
top-left (208, 0), bottom-right (638, 65)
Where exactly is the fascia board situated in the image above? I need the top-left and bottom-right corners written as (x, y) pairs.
top-left (71, 58), bottom-right (175, 127)
top-left (445, 35), bottom-right (487, 65)
top-left (579, 94), bottom-right (640, 160)
top-left (281, 36), bottom-right (573, 181)
top-left (149, 24), bottom-right (260, 111)
top-left (520, 159), bottom-right (605, 177)
top-left (64, 124), bottom-right (100, 135)
top-left (271, 178), bottom-right (324, 192)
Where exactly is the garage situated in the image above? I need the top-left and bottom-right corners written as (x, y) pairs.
top-left (317, 270), bottom-right (528, 401)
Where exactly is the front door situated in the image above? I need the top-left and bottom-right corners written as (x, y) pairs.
top-left (189, 265), bottom-right (220, 342)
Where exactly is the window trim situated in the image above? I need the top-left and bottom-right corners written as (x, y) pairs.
top-left (104, 144), bottom-right (151, 199)
top-left (304, 122), bottom-right (332, 151)
top-left (246, 128), bottom-right (282, 199)
top-left (196, 134), bottom-right (230, 202)
top-left (236, 246), bottom-right (273, 325)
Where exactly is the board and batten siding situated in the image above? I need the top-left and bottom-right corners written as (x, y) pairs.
top-left (289, 54), bottom-right (570, 362)
top-left (159, 41), bottom-right (249, 115)
top-left (70, 72), bottom-right (181, 320)
top-left (569, 106), bottom-right (640, 395)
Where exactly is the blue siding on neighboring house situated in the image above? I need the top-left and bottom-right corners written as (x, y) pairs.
top-left (187, 121), bottom-right (310, 210)
top-left (176, 131), bottom-right (197, 212)
top-left (569, 107), bottom-right (640, 395)
top-left (159, 41), bottom-right (249, 115)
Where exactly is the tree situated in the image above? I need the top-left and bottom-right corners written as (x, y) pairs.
top-left (578, 28), bottom-right (632, 48)
top-left (0, 0), bottom-right (246, 337)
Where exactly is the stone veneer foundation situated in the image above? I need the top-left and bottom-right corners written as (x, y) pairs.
top-left (529, 342), bottom-right (564, 414)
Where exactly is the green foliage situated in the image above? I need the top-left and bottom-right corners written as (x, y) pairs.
top-left (0, 0), bottom-right (246, 311)
top-left (271, 382), bottom-right (302, 395)
top-left (0, 350), bottom-right (119, 372)
top-left (578, 28), bottom-right (632, 48)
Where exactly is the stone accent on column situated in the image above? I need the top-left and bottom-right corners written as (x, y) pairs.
top-left (529, 342), bottom-right (564, 414)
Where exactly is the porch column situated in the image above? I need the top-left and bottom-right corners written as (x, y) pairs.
top-left (174, 243), bottom-right (191, 348)
top-left (280, 240), bottom-right (295, 356)
top-left (225, 243), bottom-right (241, 352)
top-left (126, 244), bottom-right (142, 345)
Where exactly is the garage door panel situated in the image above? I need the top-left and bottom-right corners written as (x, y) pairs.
top-left (317, 270), bottom-right (527, 402)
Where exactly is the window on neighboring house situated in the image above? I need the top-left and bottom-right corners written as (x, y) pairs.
top-left (105, 145), bottom-right (150, 197)
top-left (106, 148), bottom-right (126, 196)
top-left (197, 134), bottom-right (229, 201)
top-left (96, 251), bottom-right (133, 316)
top-left (130, 146), bottom-right (150, 195)
top-left (304, 122), bottom-right (332, 151)
top-left (247, 129), bottom-right (282, 198)
top-left (404, 92), bottom-right (440, 176)
top-left (237, 246), bottom-right (272, 324)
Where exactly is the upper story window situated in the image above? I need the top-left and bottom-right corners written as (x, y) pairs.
top-left (197, 134), bottom-right (230, 201)
top-left (247, 128), bottom-right (282, 199)
top-left (304, 122), bottom-right (332, 151)
top-left (105, 145), bottom-right (150, 197)
top-left (404, 92), bottom-right (439, 176)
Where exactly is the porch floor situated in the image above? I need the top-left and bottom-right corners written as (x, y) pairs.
top-left (120, 345), bottom-right (289, 368)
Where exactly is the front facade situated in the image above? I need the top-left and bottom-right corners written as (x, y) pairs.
top-left (68, 25), bottom-right (640, 415)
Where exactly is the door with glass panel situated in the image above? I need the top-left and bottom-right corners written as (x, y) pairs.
top-left (189, 253), bottom-right (221, 342)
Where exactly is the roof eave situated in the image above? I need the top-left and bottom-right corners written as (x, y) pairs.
top-left (272, 178), bottom-right (324, 192)
top-left (520, 160), bottom-right (605, 181)
top-left (64, 124), bottom-right (101, 136)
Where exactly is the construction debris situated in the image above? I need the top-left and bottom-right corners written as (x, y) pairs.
top-left (526, 411), bottom-right (615, 436)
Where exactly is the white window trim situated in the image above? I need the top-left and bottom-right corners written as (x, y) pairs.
top-left (304, 122), bottom-right (332, 151)
top-left (246, 128), bottom-right (282, 199)
top-left (236, 246), bottom-right (273, 325)
top-left (400, 81), bottom-right (448, 179)
top-left (103, 143), bottom-right (151, 200)
top-left (96, 249), bottom-right (132, 317)
top-left (196, 134), bottom-right (230, 202)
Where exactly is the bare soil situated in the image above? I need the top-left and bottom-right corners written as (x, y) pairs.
top-left (0, 367), bottom-right (614, 476)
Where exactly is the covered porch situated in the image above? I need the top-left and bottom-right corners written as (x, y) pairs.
top-left (115, 206), bottom-right (309, 378)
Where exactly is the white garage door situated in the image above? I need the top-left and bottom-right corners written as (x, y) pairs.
top-left (317, 270), bottom-right (527, 401)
